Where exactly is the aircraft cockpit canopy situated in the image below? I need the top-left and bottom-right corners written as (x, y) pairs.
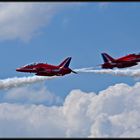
top-left (28, 63), bottom-right (37, 66)
top-left (24, 63), bottom-right (38, 67)
top-left (24, 62), bottom-right (47, 67)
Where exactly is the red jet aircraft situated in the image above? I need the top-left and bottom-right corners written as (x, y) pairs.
top-left (101, 53), bottom-right (140, 69)
top-left (16, 57), bottom-right (77, 76)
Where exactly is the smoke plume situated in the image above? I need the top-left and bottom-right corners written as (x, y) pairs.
top-left (0, 67), bottom-right (140, 90)
top-left (74, 68), bottom-right (140, 78)
top-left (0, 76), bottom-right (57, 89)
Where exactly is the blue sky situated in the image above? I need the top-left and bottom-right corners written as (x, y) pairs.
top-left (0, 2), bottom-right (140, 99)
top-left (1, 2), bottom-right (140, 137)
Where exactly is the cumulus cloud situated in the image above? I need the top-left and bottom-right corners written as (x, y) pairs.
top-left (0, 75), bottom-right (62, 105)
top-left (0, 2), bottom-right (80, 41)
top-left (3, 85), bottom-right (62, 106)
top-left (0, 103), bottom-right (66, 137)
top-left (0, 2), bottom-right (109, 42)
top-left (0, 82), bottom-right (140, 137)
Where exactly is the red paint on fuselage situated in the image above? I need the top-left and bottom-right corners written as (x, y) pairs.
top-left (101, 53), bottom-right (140, 69)
top-left (16, 57), bottom-right (76, 76)
top-left (16, 63), bottom-right (72, 76)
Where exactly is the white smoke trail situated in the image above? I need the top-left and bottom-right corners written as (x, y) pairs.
top-left (74, 68), bottom-right (140, 78)
top-left (0, 76), bottom-right (57, 89)
top-left (1, 67), bottom-right (140, 90)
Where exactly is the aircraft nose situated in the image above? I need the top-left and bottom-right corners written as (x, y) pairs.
top-left (16, 68), bottom-right (21, 71)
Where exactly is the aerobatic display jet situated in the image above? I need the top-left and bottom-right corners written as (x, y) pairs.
top-left (16, 57), bottom-right (77, 76)
top-left (101, 53), bottom-right (140, 69)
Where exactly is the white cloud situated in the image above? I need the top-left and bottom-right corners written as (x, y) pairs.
top-left (3, 84), bottom-right (62, 105)
top-left (0, 2), bottom-right (109, 42)
top-left (0, 82), bottom-right (140, 137)
top-left (0, 103), bottom-right (66, 137)
top-left (0, 75), bottom-right (62, 105)
top-left (0, 2), bottom-right (80, 42)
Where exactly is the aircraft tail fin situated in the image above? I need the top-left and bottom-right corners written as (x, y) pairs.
top-left (59, 57), bottom-right (72, 68)
top-left (101, 53), bottom-right (115, 63)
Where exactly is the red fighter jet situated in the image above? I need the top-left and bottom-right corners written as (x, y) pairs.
top-left (101, 53), bottom-right (140, 69)
top-left (16, 57), bottom-right (77, 76)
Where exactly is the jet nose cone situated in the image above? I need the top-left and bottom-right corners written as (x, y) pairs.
top-left (16, 68), bottom-right (21, 71)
